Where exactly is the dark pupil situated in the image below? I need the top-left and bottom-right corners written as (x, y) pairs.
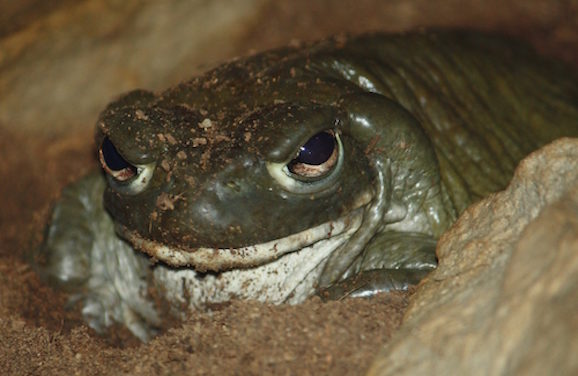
top-left (101, 137), bottom-right (131, 171)
top-left (296, 131), bottom-right (335, 165)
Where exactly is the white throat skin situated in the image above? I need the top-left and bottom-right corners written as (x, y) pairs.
top-left (117, 186), bottom-right (376, 319)
top-left (152, 211), bottom-right (364, 313)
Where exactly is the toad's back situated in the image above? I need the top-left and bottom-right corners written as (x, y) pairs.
top-left (302, 32), bottom-right (578, 212)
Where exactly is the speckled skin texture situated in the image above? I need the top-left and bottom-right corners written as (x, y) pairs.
top-left (40, 31), bottom-right (578, 340)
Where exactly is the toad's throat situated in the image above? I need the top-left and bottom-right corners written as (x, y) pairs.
top-left (119, 207), bottom-right (366, 272)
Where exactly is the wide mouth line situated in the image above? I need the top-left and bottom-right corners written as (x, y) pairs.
top-left (120, 207), bottom-right (366, 272)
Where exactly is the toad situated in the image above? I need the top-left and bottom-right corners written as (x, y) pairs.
top-left (39, 31), bottom-right (578, 341)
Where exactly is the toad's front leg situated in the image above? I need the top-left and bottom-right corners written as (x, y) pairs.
top-left (37, 173), bottom-right (160, 341)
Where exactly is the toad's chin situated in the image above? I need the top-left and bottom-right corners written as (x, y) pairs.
top-left (118, 208), bottom-right (365, 272)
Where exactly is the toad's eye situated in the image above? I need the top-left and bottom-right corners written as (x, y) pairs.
top-left (99, 137), bottom-right (137, 182)
top-left (98, 137), bottom-right (154, 194)
top-left (98, 137), bottom-right (155, 194)
top-left (288, 131), bottom-right (339, 179)
top-left (266, 129), bottom-right (343, 193)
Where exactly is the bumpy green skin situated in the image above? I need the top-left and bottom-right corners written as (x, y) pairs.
top-left (40, 31), bottom-right (578, 339)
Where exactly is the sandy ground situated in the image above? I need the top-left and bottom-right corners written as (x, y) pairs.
top-left (0, 1), bottom-right (577, 374)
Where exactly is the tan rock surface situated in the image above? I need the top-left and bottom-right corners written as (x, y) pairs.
top-left (369, 138), bottom-right (578, 376)
top-left (2, 0), bottom-right (576, 137)
top-left (0, 0), bottom-right (266, 135)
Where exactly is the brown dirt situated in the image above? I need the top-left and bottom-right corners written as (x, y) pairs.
top-left (1, 1), bottom-right (577, 375)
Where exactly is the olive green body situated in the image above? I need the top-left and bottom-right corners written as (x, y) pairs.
top-left (39, 31), bottom-right (578, 341)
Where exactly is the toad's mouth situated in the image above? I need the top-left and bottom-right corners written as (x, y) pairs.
top-left (119, 206), bottom-right (367, 272)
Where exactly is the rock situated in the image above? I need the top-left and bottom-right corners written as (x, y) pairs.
top-left (0, 0), bottom-right (264, 135)
top-left (368, 138), bottom-right (578, 376)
